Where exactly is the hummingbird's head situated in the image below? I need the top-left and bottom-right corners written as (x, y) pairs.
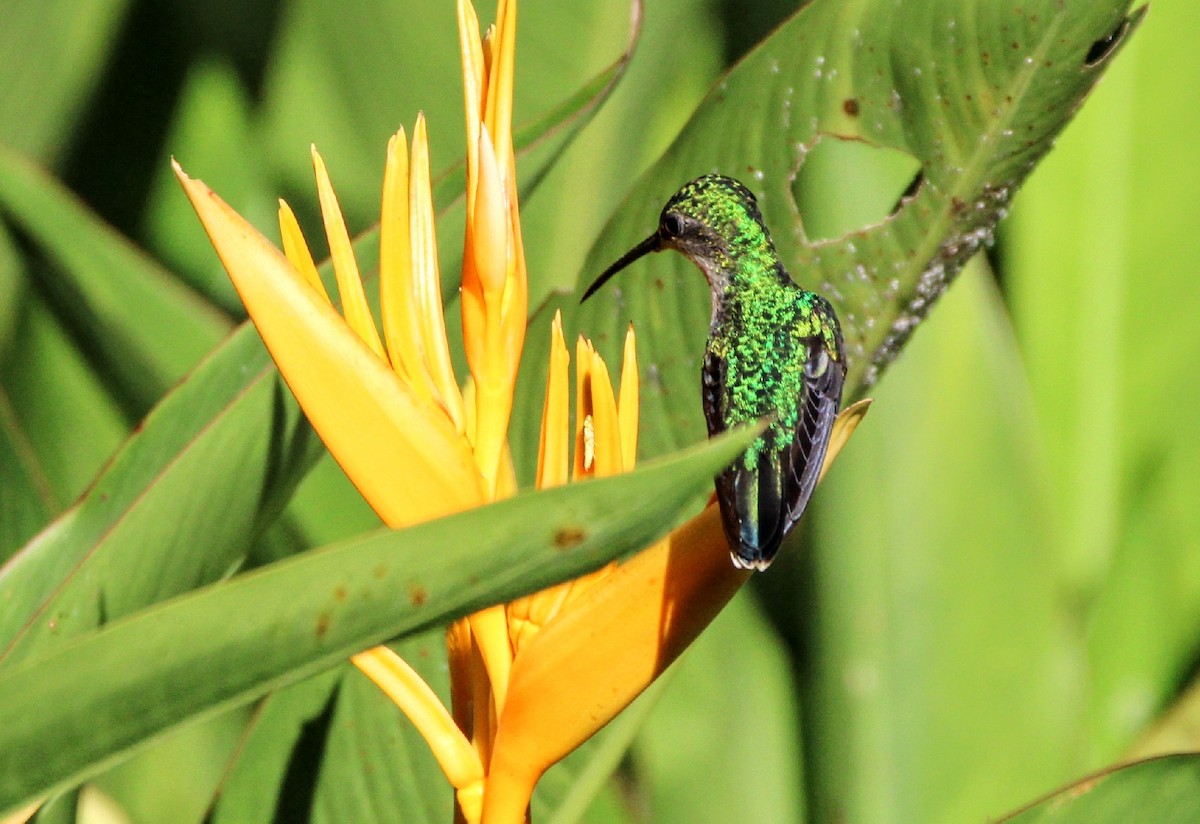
top-left (581, 174), bottom-right (776, 302)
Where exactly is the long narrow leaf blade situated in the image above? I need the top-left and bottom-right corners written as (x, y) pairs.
top-left (0, 425), bottom-right (756, 812)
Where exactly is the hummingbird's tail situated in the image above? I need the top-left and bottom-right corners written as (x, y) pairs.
top-left (716, 452), bottom-right (788, 571)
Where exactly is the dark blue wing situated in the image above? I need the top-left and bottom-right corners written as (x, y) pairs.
top-left (703, 341), bottom-right (845, 571)
top-left (780, 344), bottom-right (845, 539)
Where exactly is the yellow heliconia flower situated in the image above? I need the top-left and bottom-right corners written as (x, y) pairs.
top-left (174, 1), bottom-right (868, 821)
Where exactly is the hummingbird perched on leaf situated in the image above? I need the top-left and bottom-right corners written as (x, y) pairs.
top-left (581, 174), bottom-right (846, 571)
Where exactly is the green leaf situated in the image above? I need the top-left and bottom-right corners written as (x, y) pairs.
top-left (801, 262), bottom-right (1069, 823)
top-left (0, 291), bottom-right (126, 561)
top-left (0, 325), bottom-right (314, 667)
top-left (208, 633), bottom-right (451, 824)
top-left (998, 755), bottom-right (1200, 824)
top-left (144, 58), bottom-right (274, 315)
top-left (0, 220), bottom-right (20, 355)
top-left (0, 424), bottom-right (758, 813)
top-left (206, 669), bottom-right (346, 823)
top-left (575, 0), bottom-right (1142, 458)
top-left (0, 0), bottom-right (132, 162)
top-left (0, 146), bottom-right (230, 414)
top-left (1003, 0), bottom-right (1200, 762)
top-left (95, 707), bottom-right (248, 824)
top-left (519, 0), bottom-right (727, 301)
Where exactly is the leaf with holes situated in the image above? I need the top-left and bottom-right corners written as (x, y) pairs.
top-left (573, 0), bottom-right (1142, 458)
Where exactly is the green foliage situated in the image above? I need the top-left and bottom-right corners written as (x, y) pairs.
top-left (3, 0), bottom-right (1197, 821)
top-left (0, 425), bottom-right (757, 808)
top-left (999, 755), bottom-right (1200, 824)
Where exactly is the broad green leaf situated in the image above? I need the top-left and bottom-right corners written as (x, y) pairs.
top-left (0, 325), bottom-right (314, 666)
top-left (0, 146), bottom-right (230, 414)
top-left (94, 707), bottom-right (247, 824)
top-left (1127, 676), bottom-right (1200, 762)
top-left (520, 0), bottom-right (726, 301)
top-left (208, 476), bottom-right (425, 824)
top-left (1004, 0), bottom-right (1200, 763)
top-left (144, 58), bottom-right (274, 315)
top-left (306, 655), bottom-right (450, 823)
top-left (0, 424), bottom-right (758, 812)
top-left (575, 0), bottom-right (1142, 459)
top-left (998, 755), bottom-right (1200, 824)
top-left (0, 221), bottom-right (20, 354)
top-left (802, 262), bottom-right (1068, 823)
top-left (280, 452), bottom-right (382, 552)
top-left (0, 0), bottom-right (132, 162)
top-left (0, 227), bottom-right (55, 558)
top-left (206, 669), bottom-right (346, 823)
top-left (208, 636), bottom-right (449, 824)
top-left (0, 292), bottom-right (126, 561)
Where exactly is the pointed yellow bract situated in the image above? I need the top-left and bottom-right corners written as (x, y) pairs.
top-left (379, 128), bottom-right (429, 401)
top-left (350, 647), bottom-right (482, 791)
top-left (458, 0), bottom-right (527, 497)
top-left (408, 117), bottom-right (466, 432)
top-left (174, 163), bottom-right (483, 529)
top-left (618, 325), bottom-right (639, 471)
top-left (278, 199), bottom-right (328, 301)
top-left (311, 147), bottom-right (387, 361)
top-left (175, 0), bottom-right (871, 820)
top-left (534, 312), bottom-right (571, 491)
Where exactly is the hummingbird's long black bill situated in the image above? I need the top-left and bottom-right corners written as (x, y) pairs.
top-left (579, 232), bottom-right (662, 303)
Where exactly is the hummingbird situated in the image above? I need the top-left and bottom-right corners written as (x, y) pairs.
top-left (581, 175), bottom-right (845, 570)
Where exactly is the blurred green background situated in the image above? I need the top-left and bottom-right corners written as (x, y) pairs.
top-left (1, 0), bottom-right (1198, 822)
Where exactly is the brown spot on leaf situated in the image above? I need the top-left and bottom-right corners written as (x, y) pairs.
top-left (842, 98), bottom-right (860, 117)
top-left (409, 585), bottom-right (428, 607)
top-left (373, 564), bottom-right (388, 579)
top-left (316, 612), bottom-right (330, 640)
top-left (553, 526), bottom-right (587, 550)
top-left (334, 586), bottom-right (348, 602)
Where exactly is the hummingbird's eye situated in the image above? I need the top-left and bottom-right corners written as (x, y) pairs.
top-left (661, 212), bottom-right (686, 239)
